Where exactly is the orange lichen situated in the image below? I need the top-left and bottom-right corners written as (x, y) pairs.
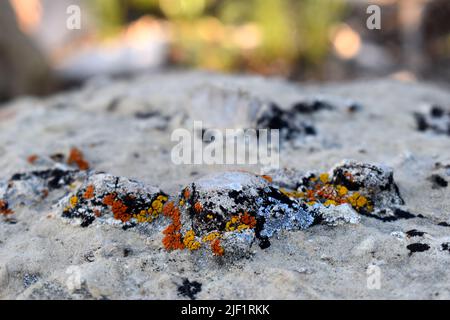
top-left (83, 185), bottom-right (95, 199)
top-left (102, 193), bottom-right (116, 206)
top-left (0, 200), bottom-right (13, 216)
top-left (211, 239), bottom-right (224, 256)
top-left (111, 199), bottom-right (131, 222)
top-left (162, 202), bottom-right (185, 250)
top-left (194, 201), bottom-right (203, 213)
top-left (279, 172), bottom-right (373, 212)
top-left (240, 212), bottom-right (257, 228)
top-left (94, 209), bottom-right (102, 217)
top-left (163, 201), bottom-right (175, 216)
top-left (225, 211), bottom-right (257, 232)
top-left (183, 187), bottom-right (190, 200)
top-left (344, 171), bottom-right (354, 181)
top-left (261, 175), bottom-right (273, 183)
top-left (101, 193), bottom-right (131, 222)
top-left (41, 189), bottom-right (49, 199)
top-left (27, 154), bottom-right (38, 164)
top-left (67, 147), bottom-right (89, 170)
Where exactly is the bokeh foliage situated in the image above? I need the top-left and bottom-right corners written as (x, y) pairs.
top-left (87, 0), bottom-right (347, 76)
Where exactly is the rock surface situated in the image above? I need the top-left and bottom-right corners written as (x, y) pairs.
top-left (0, 71), bottom-right (450, 299)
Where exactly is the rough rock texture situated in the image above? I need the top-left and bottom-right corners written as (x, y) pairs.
top-left (0, 71), bottom-right (450, 299)
top-left (179, 171), bottom-right (314, 251)
top-left (414, 105), bottom-right (450, 136)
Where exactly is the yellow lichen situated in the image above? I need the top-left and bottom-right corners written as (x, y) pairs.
top-left (183, 230), bottom-right (201, 250)
top-left (157, 195), bottom-right (168, 202)
top-left (225, 212), bottom-right (256, 232)
top-left (134, 210), bottom-right (152, 223)
top-left (319, 173), bottom-right (329, 183)
top-left (347, 192), bottom-right (370, 210)
top-left (280, 188), bottom-right (304, 198)
top-left (324, 199), bottom-right (337, 207)
top-left (337, 185), bottom-right (348, 196)
top-left (202, 232), bottom-right (220, 243)
top-left (356, 195), bottom-right (368, 208)
top-left (151, 199), bottom-right (163, 213)
top-left (237, 224), bottom-right (250, 231)
top-left (225, 216), bottom-right (239, 231)
top-left (69, 196), bottom-right (78, 208)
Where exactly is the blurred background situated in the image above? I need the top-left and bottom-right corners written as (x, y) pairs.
top-left (0, 0), bottom-right (449, 103)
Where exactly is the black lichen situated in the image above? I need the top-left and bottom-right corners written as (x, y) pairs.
top-left (10, 169), bottom-right (79, 190)
top-left (428, 174), bottom-right (448, 189)
top-left (255, 216), bottom-right (271, 249)
top-left (414, 105), bottom-right (450, 135)
top-left (123, 248), bottom-right (132, 257)
top-left (292, 100), bottom-right (334, 114)
top-left (393, 208), bottom-right (416, 220)
top-left (405, 229), bottom-right (426, 237)
top-left (177, 278), bottom-right (202, 300)
top-left (438, 221), bottom-right (450, 227)
top-left (407, 243), bottom-right (430, 255)
top-left (256, 102), bottom-right (318, 141)
top-left (80, 215), bottom-right (95, 228)
top-left (431, 106), bottom-right (445, 118)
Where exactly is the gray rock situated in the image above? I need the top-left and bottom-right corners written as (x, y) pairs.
top-left (1, 72), bottom-right (450, 299)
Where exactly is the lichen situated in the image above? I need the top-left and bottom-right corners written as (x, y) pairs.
top-left (414, 105), bottom-right (450, 136)
top-left (275, 160), bottom-right (405, 220)
top-left (183, 230), bottom-right (201, 251)
top-left (210, 239), bottom-right (224, 256)
top-left (0, 199), bottom-right (13, 216)
top-left (162, 202), bottom-right (185, 250)
top-left (60, 173), bottom-right (167, 228)
top-left (0, 157), bottom-right (407, 260)
top-left (67, 147), bottom-right (89, 170)
top-left (83, 185), bottom-right (95, 199)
